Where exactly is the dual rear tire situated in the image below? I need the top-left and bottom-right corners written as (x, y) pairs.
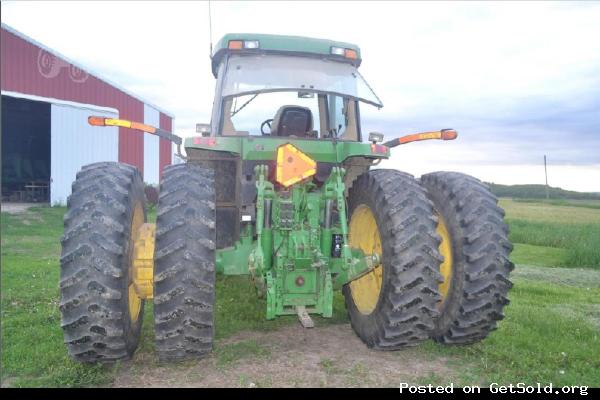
top-left (153, 164), bottom-right (216, 362)
top-left (344, 170), bottom-right (513, 348)
top-left (343, 170), bottom-right (442, 349)
top-left (421, 172), bottom-right (514, 343)
top-left (60, 162), bottom-right (146, 362)
top-left (60, 162), bottom-right (216, 363)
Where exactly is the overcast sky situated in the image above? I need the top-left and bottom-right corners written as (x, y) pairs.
top-left (2, 1), bottom-right (599, 191)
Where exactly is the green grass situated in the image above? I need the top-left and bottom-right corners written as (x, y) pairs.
top-left (422, 270), bottom-right (600, 387)
top-left (499, 198), bottom-right (600, 224)
top-left (1, 207), bottom-right (116, 387)
top-left (508, 220), bottom-right (600, 268)
top-left (0, 206), bottom-right (346, 387)
top-left (512, 198), bottom-right (600, 210)
top-left (500, 198), bottom-right (600, 269)
top-left (513, 264), bottom-right (600, 290)
top-left (489, 183), bottom-right (600, 201)
top-left (511, 243), bottom-right (566, 267)
top-left (2, 198), bottom-right (599, 387)
top-left (214, 276), bottom-right (296, 339)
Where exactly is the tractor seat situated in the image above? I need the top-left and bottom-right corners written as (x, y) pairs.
top-left (271, 105), bottom-right (313, 137)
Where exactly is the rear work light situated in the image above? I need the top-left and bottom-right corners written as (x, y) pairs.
top-left (228, 40), bottom-right (260, 50)
top-left (330, 46), bottom-right (345, 56)
top-left (244, 40), bottom-right (260, 49)
top-left (330, 46), bottom-right (358, 60)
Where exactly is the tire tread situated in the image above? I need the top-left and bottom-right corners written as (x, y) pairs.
top-left (153, 163), bottom-right (216, 362)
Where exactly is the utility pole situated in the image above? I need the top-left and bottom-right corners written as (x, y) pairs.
top-left (544, 155), bottom-right (549, 199)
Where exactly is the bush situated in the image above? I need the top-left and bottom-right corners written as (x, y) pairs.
top-left (144, 185), bottom-right (158, 206)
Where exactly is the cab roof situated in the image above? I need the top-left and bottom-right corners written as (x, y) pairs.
top-left (211, 33), bottom-right (362, 77)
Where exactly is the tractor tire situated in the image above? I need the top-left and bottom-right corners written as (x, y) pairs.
top-left (60, 162), bottom-right (146, 362)
top-left (343, 169), bottom-right (443, 349)
top-left (420, 172), bottom-right (514, 344)
top-left (153, 163), bottom-right (216, 362)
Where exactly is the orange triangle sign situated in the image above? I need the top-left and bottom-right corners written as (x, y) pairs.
top-left (276, 144), bottom-right (317, 187)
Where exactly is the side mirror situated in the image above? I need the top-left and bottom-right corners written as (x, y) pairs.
top-left (196, 123), bottom-right (211, 137)
top-left (369, 132), bottom-right (384, 144)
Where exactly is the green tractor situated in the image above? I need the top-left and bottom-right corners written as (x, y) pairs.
top-left (60, 34), bottom-right (513, 362)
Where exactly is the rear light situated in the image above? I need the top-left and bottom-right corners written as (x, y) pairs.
top-left (331, 46), bottom-right (358, 60)
top-left (193, 137), bottom-right (217, 146)
top-left (88, 116), bottom-right (106, 126)
top-left (228, 40), bottom-right (260, 50)
top-left (228, 40), bottom-right (243, 50)
top-left (441, 129), bottom-right (458, 140)
top-left (371, 144), bottom-right (388, 154)
top-left (344, 49), bottom-right (357, 59)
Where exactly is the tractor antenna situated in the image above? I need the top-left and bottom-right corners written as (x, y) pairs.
top-left (208, 0), bottom-right (214, 59)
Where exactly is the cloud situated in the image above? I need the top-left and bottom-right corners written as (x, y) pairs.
top-left (2, 1), bottom-right (599, 190)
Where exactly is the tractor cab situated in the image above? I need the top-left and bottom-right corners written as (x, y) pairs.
top-left (206, 34), bottom-right (383, 141)
top-left (181, 34), bottom-right (391, 250)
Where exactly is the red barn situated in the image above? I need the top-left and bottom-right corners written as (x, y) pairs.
top-left (1, 23), bottom-right (174, 204)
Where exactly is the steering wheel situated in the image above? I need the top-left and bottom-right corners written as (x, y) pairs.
top-left (261, 119), bottom-right (273, 135)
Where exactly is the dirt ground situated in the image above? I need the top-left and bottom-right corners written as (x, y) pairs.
top-left (113, 323), bottom-right (455, 388)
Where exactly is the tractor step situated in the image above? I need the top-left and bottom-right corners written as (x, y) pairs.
top-left (296, 306), bottom-right (314, 328)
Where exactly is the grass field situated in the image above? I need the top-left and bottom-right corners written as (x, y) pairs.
top-left (501, 198), bottom-right (600, 269)
top-left (1, 198), bottom-right (599, 387)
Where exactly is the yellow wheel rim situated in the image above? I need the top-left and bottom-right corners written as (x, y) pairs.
top-left (436, 212), bottom-right (453, 304)
top-left (348, 205), bottom-right (383, 315)
top-left (128, 203), bottom-right (144, 323)
top-left (128, 283), bottom-right (142, 322)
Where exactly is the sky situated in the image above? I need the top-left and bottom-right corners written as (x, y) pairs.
top-left (2, 1), bottom-right (599, 191)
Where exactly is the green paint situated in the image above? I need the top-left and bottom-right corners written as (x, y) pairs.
top-left (214, 164), bottom-right (376, 319)
top-left (186, 136), bottom-right (389, 163)
top-left (202, 33), bottom-right (384, 321)
top-left (216, 234), bottom-right (253, 275)
top-left (212, 33), bottom-right (361, 76)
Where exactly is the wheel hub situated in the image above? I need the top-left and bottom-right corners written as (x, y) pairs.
top-left (348, 204), bottom-right (383, 315)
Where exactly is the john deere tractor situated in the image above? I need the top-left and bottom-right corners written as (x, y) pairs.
top-left (59, 34), bottom-right (513, 362)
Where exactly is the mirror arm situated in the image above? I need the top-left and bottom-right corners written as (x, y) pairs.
top-left (384, 129), bottom-right (457, 148)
